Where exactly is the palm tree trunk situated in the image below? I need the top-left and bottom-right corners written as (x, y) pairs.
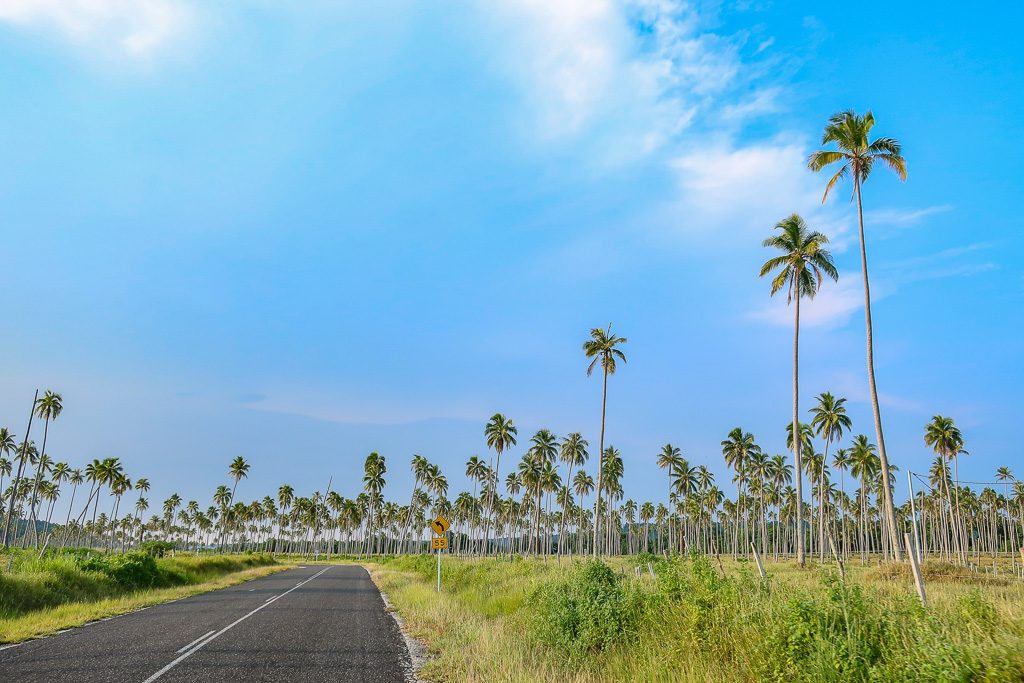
top-left (854, 175), bottom-right (902, 561)
top-left (27, 416), bottom-right (52, 549)
top-left (2, 390), bottom-right (38, 548)
top-left (593, 364), bottom-right (608, 557)
top-left (793, 288), bottom-right (805, 567)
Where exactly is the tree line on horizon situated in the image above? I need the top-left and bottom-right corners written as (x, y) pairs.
top-left (1, 111), bottom-right (1018, 573)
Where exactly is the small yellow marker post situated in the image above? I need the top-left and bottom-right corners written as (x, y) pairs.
top-left (431, 515), bottom-right (450, 593)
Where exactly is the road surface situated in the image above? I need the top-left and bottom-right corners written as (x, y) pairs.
top-left (0, 564), bottom-right (416, 682)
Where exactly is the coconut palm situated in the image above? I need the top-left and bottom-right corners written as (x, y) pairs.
top-left (24, 391), bottom-right (62, 547)
top-left (924, 415), bottom-right (966, 563)
top-left (832, 449), bottom-right (851, 556)
top-left (809, 110), bottom-right (907, 561)
top-left (809, 393), bottom-right (852, 560)
top-left (760, 214), bottom-right (838, 566)
top-left (483, 413), bottom-right (517, 556)
top-left (995, 467), bottom-right (1015, 555)
top-left (557, 433), bottom-right (588, 558)
top-left (849, 435), bottom-right (879, 563)
top-left (583, 323), bottom-right (627, 556)
top-left (656, 444), bottom-right (684, 553)
top-left (721, 428), bottom-right (759, 557)
top-left (217, 457), bottom-right (250, 548)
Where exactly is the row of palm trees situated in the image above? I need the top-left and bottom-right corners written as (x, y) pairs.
top-left (3, 401), bottom-right (1021, 571)
top-left (2, 111), bottom-right (1007, 572)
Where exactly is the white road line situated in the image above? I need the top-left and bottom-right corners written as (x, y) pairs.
top-left (264, 594), bottom-right (279, 603)
top-left (0, 643), bottom-right (22, 652)
top-left (141, 567), bottom-right (330, 683)
top-left (175, 630), bottom-right (215, 654)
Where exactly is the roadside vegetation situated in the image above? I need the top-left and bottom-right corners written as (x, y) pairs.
top-left (0, 109), bottom-right (1020, 675)
top-left (0, 550), bottom-right (281, 642)
top-left (371, 555), bottom-right (1024, 682)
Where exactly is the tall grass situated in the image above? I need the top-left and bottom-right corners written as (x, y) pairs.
top-left (371, 555), bottom-right (1024, 683)
top-left (0, 550), bottom-right (281, 641)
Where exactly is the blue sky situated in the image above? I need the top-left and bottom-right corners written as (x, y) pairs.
top-left (1, 1), bottom-right (1021, 513)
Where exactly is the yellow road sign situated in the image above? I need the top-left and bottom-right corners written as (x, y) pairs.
top-left (430, 514), bottom-right (450, 536)
top-left (432, 537), bottom-right (448, 550)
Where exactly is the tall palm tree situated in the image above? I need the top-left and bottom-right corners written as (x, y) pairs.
top-left (924, 415), bottom-right (966, 563)
top-left (760, 214), bottom-right (837, 567)
top-left (25, 392), bottom-right (62, 547)
top-left (557, 433), bottom-right (588, 558)
top-left (721, 428), bottom-right (759, 557)
top-left (218, 457), bottom-right (250, 548)
top-left (809, 392), bottom-right (852, 561)
top-left (3, 390), bottom-right (39, 548)
top-left (0, 428), bottom-right (15, 507)
top-left (583, 323), bottom-right (627, 556)
top-left (463, 455), bottom-right (487, 553)
top-left (656, 444), bottom-right (684, 553)
top-left (832, 449), bottom-right (851, 556)
top-left (995, 466), bottom-right (1015, 555)
top-left (483, 413), bottom-right (517, 555)
top-left (401, 456), bottom-right (429, 554)
top-left (849, 435), bottom-right (879, 563)
top-left (809, 110), bottom-right (907, 561)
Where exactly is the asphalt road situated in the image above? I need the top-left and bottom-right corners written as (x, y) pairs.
top-left (0, 564), bottom-right (415, 682)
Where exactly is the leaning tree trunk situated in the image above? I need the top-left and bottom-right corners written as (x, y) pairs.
top-left (592, 365), bottom-right (608, 557)
top-left (27, 416), bottom-right (52, 549)
top-left (2, 390), bottom-right (37, 548)
top-left (854, 175), bottom-right (902, 561)
top-left (793, 287), bottom-right (805, 567)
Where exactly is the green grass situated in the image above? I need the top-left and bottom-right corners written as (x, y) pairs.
top-left (367, 554), bottom-right (1024, 683)
top-left (0, 550), bottom-right (288, 642)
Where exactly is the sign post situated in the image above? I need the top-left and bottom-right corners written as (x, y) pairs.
top-left (430, 515), bottom-right (450, 593)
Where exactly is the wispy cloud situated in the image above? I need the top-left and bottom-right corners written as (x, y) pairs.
top-left (750, 242), bottom-right (997, 329)
top-left (243, 390), bottom-right (486, 427)
top-left (866, 204), bottom-right (954, 238)
top-left (750, 278), bottom-right (884, 330)
top-left (666, 139), bottom-right (841, 239)
top-left (479, 0), bottom-right (771, 163)
top-left (0, 0), bottom-right (193, 58)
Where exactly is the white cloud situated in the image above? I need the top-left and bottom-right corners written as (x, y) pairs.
top-left (0, 0), bottom-right (192, 57)
top-left (750, 242), bottom-right (996, 329)
top-left (751, 278), bottom-right (879, 329)
top-left (478, 0), bottom-right (757, 161)
top-left (668, 140), bottom-right (827, 234)
top-left (866, 204), bottom-right (954, 239)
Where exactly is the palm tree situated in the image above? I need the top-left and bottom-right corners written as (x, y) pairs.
top-left (0, 428), bottom-right (15, 496)
top-left (218, 456), bottom-right (250, 549)
top-left (760, 214), bottom-right (837, 567)
top-left (557, 433), bottom-right (588, 558)
top-left (721, 428), bottom-right (759, 557)
top-left (3, 390), bottom-right (40, 548)
top-left (809, 393), bottom-right (852, 561)
top-left (464, 455), bottom-right (487, 553)
top-left (849, 435), bottom-right (879, 563)
top-left (583, 323), bottom-right (627, 556)
top-left (995, 467), bottom-right (1015, 556)
top-left (924, 415), bottom-right (966, 563)
top-left (656, 444), bottom-right (684, 553)
top-left (483, 413), bottom-right (517, 556)
top-left (809, 110), bottom-right (907, 561)
top-left (832, 449), bottom-right (851, 556)
top-left (362, 452), bottom-right (387, 556)
top-left (25, 391), bottom-right (63, 547)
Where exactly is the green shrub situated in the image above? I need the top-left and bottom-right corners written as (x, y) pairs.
top-left (80, 552), bottom-right (162, 589)
top-left (139, 540), bottom-right (175, 558)
top-left (0, 551), bottom-right (276, 619)
top-left (534, 560), bottom-right (650, 659)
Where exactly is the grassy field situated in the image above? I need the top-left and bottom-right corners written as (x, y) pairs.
top-left (0, 550), bottom-right (287, 642)
top-left (368, 554), bottom-right (1024, 683)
